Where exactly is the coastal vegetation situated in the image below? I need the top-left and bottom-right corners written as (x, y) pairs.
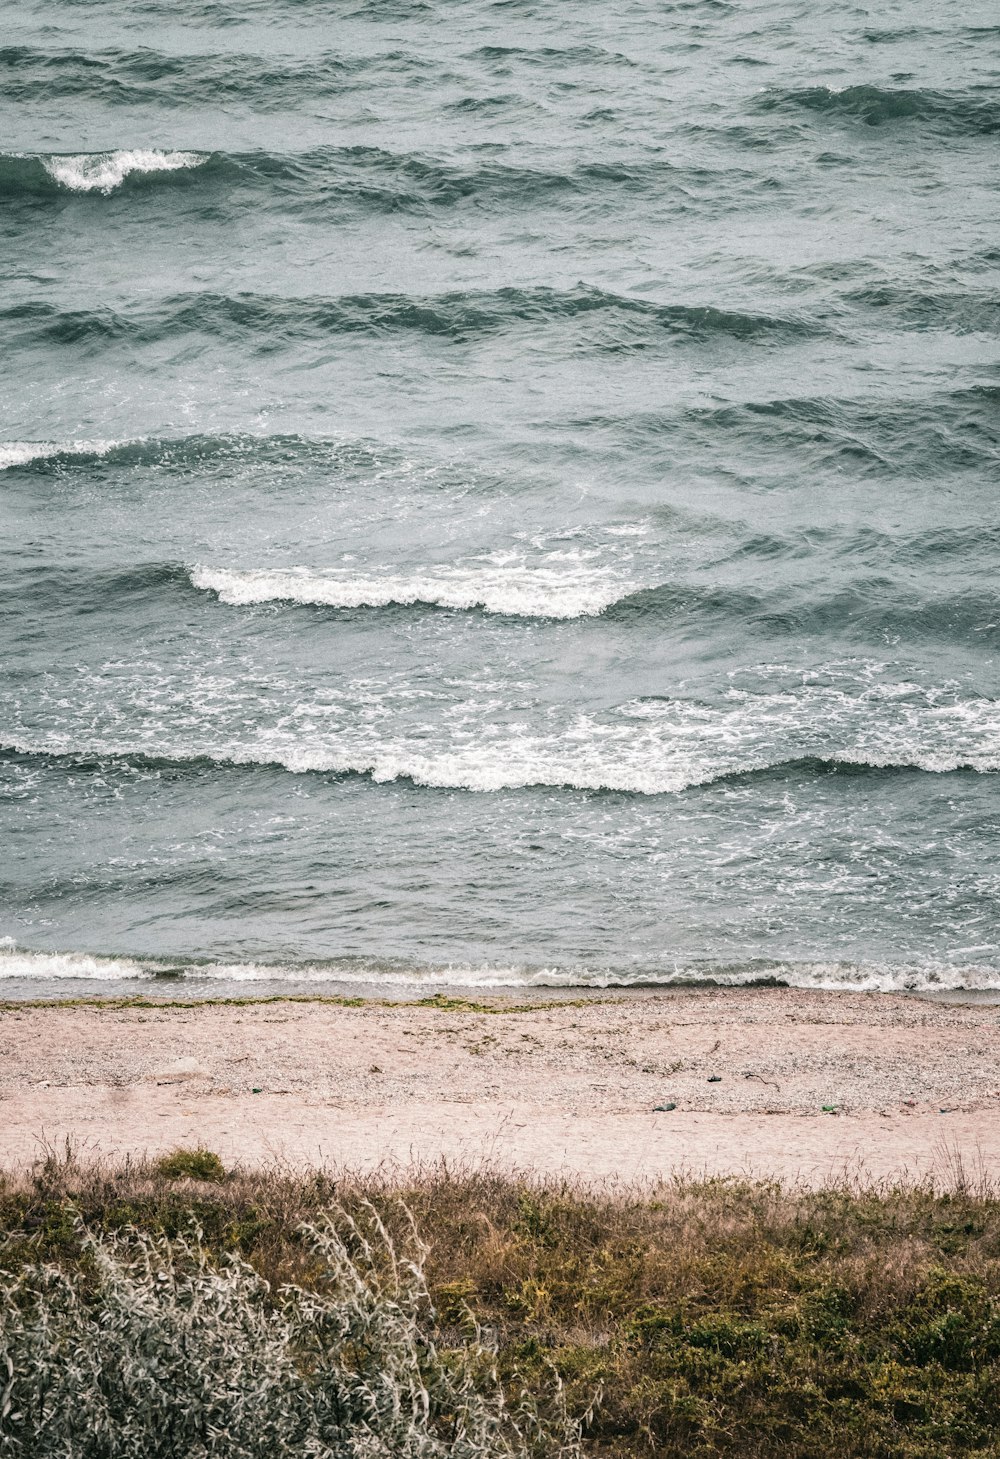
top-left (2, 1151), bottom-right (1000, 1457)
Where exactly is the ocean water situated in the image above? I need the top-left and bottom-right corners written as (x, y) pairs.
top-left (2, 0), bottom-right (998, 998)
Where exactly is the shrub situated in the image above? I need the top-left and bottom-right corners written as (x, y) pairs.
top-left (3, 1162), bottom-right (1000, 1456)
top-left (155, 1148), bottom-right (227, 1183)
top-left (0, 1208), bottom-right (580, 1459)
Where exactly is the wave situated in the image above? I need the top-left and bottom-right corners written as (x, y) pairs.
top-left (1, 942), bottom-right (998, 994)
top-left (0, 46), bottom-right (363, 110)
top-left (10, 388), bottom-right (993, 491)
top-left (12, 546), bottom-right (999, 644)
top-left (844, 285), bottom-right (1000, 336)
top-left (11, 544), bottom-right (997, 642)
top-left (0, 149), bottom-right (206, 197)
top-left (11, 563), bottom-right (192, 614)
top-left (2, 285), bottom-right (821, 354)
top-left (0, 943), bottom-right (152, 983)
top-left (753, 84), bottom-right (1000, 135)
top-left (47, 149), bottom-right (205, 193)
top-left (3, 732), bottom-right (997, 799)
top-left (0, 431), bottom-right (399, 476)
top-left (0, 145), bottom-right (761, 215)
top-left (580, 386), bottom-right (1000, 478)
top-left (191, 561), bottom-right (633, 618)
top-left (0, 439), bottom-right (124, 471)
top-left (615, 581), bottom-right (1000, 644)
top-left (2, 662), bottom-right (998, 797)
top-left (2, 45), bottom-right (580, 112)
top-left (0, 149), bottom-right (212, 198)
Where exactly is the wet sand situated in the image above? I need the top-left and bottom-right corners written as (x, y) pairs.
top-left (1, 988), bottom-right (998, 1186)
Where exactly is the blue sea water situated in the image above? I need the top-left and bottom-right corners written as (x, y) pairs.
top-left (1, 0), bottom-right (998, 997)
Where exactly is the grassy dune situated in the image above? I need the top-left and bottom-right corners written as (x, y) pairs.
top-left (2, 1150), bottom-right (1000, 1456)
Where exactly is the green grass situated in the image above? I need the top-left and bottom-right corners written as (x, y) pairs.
top-left (3, 1153), bottom-right (1000, 1456)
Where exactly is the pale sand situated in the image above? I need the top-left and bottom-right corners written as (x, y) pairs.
top-left (1, 989), bottom-right (998, 1186)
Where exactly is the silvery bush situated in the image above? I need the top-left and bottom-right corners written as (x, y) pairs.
top-left (0, 1207), bottom-right (581, 1459)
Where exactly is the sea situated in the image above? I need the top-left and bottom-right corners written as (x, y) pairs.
top-left (1, 0), bottom-right (998, 1000)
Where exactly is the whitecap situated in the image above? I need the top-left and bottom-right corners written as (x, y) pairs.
top-left (4, 662), bottom-right (999, 796)
top-left (42, 149), bottom-right (206, 194)
top-left (0, 439), bottom-right (122, 470)
top-left (190, 559), bottom-right (632, 619)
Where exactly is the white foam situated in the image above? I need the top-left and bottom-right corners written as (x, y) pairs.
top-left (234, 675), bottom-right (1000, 791)
top-left (238, 729), bottom-right (726, 793)
top-left (4, 662), bottom-right (999, 796)
top-left (0, 440), bottom-right (121, 471)
top-left (0, 946), bottom-right (567, 988)
top-left (190, 559), bottom-right (632, 619)
top-left (706, 961), bottom-right (1000, 994)
top-left (1, 944), bottom-right (998, 995)
top-left (0, 945), bottom-right (149, 981)
top-left (42, 149), bottom-right (206, 194)
top-left (187, 960), bottom-right (1000, 993)
top-left (185, 961), bottom-right (571, 987)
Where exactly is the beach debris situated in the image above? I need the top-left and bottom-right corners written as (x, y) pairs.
top-left (369, 1064), bottom-right (382, 1073)
top-left (251, 1086), bottom-right (263, 1094)
top-left (653, 1103), bottom-right (677, 1112)
top-left (707, 1075), bottom-right (722, 1083)
top-left (821, 1105), bottom-right (839, 1115)
top-left (154, 1056), bottom-right (207, 1084)
top-left (745, 1072), bottom-right (780, 1091)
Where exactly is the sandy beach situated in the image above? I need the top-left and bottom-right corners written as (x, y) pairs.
top-left (2, 987), bottom-right (997, 1186)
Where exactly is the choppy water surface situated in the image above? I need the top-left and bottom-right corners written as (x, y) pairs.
top-left (2, 0), bottom-right (999, 996)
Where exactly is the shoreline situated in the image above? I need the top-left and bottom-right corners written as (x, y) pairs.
top-left (5, 979), bottom-right (1000, 1008)
top-left (2, 986), bottom-right (998, 1187)
top-left (6, 948), bottom-right (1000, 1007)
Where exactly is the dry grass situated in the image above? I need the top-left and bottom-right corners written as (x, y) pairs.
top-left (3, 1149), bottom-right (1000, 1457)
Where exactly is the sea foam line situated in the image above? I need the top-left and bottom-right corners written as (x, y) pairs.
top-left (190, 562), bottom-right (632, 619)
top-left (1, 944), bottom-right (998, 994)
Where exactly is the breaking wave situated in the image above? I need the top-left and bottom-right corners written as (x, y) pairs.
top-left (0, 149), bottom-right (207, 196)
top-left (2, 942), bottom-right (998, 994)
top-left (0, 145), bottom-right (770, 216)
top-left (0, 439), bottom-right (124, 471)
top-left (46, 149), bottom-right (206, 193)
top-left (190, 560), bottom-right (632, 618)
top-left (4, 0), bottom-right (998, 989)
top-left (3, 732), bottom-right (997, 798)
